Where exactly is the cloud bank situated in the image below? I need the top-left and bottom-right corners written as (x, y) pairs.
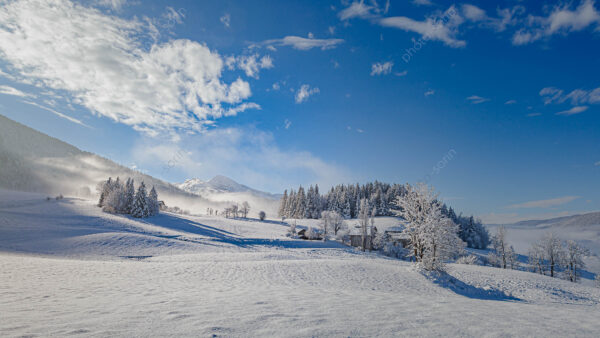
top-left (0, 0), bottom-right (267, 136)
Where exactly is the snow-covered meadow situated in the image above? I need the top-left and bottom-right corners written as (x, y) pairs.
top-left (1, 189), bottom-right (600, 337)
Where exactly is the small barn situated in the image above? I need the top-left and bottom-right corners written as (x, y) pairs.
top-left (384, 226), bottom-right (411, 248)
top-left (348, 226), bottom-right (375, 250)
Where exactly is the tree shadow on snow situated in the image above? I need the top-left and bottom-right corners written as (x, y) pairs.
top-left (424, 271), bottom-right (521, 302)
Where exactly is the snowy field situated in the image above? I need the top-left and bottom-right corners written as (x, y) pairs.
top-left (1, 190), bottom-right (600, 337)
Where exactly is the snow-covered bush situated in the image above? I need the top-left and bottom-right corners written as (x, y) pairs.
top-left (258, 211), bottom-right (266, 221)
top-left (305, 227), bottom-right (319, 240)
top-left (456, 255), bottom-right (480, 265)
top-left (287, 221), bottom-right (297, 237)
top-left (596, 274), bottom-right (600, 288)
top-left (380, 239), bottom-right (407, 259)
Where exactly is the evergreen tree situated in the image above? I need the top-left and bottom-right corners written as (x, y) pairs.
top-left (131, 181), bottom-right (149, 218)
top-left (124, 178), bottom-right (135, 214)
top-left (98, 177), bottom-right (112, 207)
top-left (148, 186), bottom-right (159, 216)
top-left (278, 190), bottom-right (288, 218)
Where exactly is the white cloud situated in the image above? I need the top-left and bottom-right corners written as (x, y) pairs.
top-left (527, 112), bottom-right (542, 117)
top-left (370, 61), bottom-right (393, 76)
top-left (479, 210), bottom-right (585, 224)
top-left (395, 70), bottom-right (408, 76)
top-left (295, 84), bottom-right (320, 103)
top-left (95, 0), bottom-right (128, 11)
top-left (512, 0), bottom-right (600, 45)
top-left (412, 0), bottom-right (433, 6)
top-left (540, 86), bottom-right (600, 105)
top-left (0, 85), bottom-right (35, 98)
top-left (338, 1), bottom-right (376, 20)
top-left (132, 128), bottom-right (351, 193)
top-left (378, 6), bottom-right (466, 47)
top-left (556, 106), bottom-right (589, 116)
top-left (226, 54), bottom-right (273, 78)
top-left (424, 89), bottom-right (435, 96)
top-left (262, 35), bottom-right (344, 50)
top-left (220, 13), bottom-right (231, 27)
top-left (594, 161), bottom-right (600, 166)
top-left (466, 95), bottom-right (489, 104)
top-left (461, 4), bottom-right (524, 32)
top-left (163, 6), bottom-right (185, 26)
top-left (462, 4), bottom-right (486, 22)
top-left (284, 119), bottom-right (292, 129)
top-left (507, 196), bottom-right (580, 209)
top-left (505, 99), bottom-right (517, 104)
top-left (0, 0), bottom-right (260, 136)
top-left (540, 87), bottom-right (565, 104)
top-left (22, 100), bottom-right (90, 127)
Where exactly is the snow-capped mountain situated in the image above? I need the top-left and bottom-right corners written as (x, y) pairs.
top-left (178, 175), bottom-right (280, 200)
top-left (177, 175), bottom-right (280, 216)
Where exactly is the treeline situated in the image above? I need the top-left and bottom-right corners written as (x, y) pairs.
top-left (279, 182), bottom-right (405, 220)
top-left (279, 181), bottom-right (489, 249)
top-left (97, 177), bottom-right (159, 218)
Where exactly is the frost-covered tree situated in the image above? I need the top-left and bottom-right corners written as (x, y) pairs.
top-left (278, 190), bottom-right (288, 219)
top-left (564, 240), bottom-right (589, 283)
top-left (131, 181), bottom-right (149, 218)
top-left (393, 183), bottom-right (463, 271)
top-left (488, 226), bottom-right (516, 269)
top-left (321, 210), bottom-right (344, 236)
top-left (294, 187), bottom-right (306, 219)
top-left (241, 201), bottom-right (250, 218)
top-left (124, 178), bottom-right (135, 213)
top-left (288, 220), bottom-right (297, 237)
top-left (97, 177), bottom-right (112, 207)
top-left (543, 233), bottom-right (564, 278)
top-left (147, 186), bottom-right (159, 216)
top-left (528, 243), bottom-right (546, 275)
top-left (534, 233), bottom-right (564, 278)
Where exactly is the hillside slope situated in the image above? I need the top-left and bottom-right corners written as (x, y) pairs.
top-left (0, 114), bottom-right (230, 212)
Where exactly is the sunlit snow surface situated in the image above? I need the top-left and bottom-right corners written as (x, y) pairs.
top-left (1, 190), bottom-right (599, 337)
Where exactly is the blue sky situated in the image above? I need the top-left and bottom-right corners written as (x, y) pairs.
top-left (0, 0), bottom-right (599, 223)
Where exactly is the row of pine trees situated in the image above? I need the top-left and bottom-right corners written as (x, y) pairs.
top-left (279, 181), bottom-right (489, 249)
top-left (97, 177), bottom-right (159, 218)
top-left (279, 182), bottom-right (407, 220)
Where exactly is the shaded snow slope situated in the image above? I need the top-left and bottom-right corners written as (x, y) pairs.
top-left (1, 190), bottom-right (600, 337)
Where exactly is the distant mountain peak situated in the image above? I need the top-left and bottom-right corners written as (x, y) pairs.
top-left (178, 175), bottom-right (279, 200)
